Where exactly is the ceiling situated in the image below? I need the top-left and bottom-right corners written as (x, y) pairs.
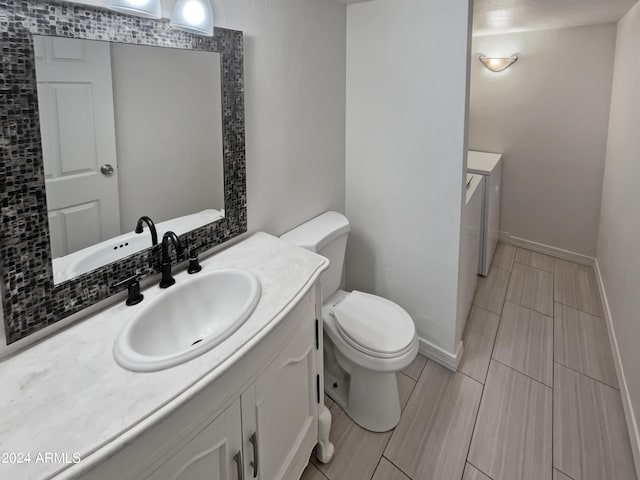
top-left (473, 0), bottom-right (638, 35)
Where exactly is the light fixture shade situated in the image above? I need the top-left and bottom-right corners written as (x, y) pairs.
top-left (170, 0), bottom-right (214, 37)
top-left (479, 54), bottom-right (518, 72)
top-left (106, 0), bottom-right (162, 19)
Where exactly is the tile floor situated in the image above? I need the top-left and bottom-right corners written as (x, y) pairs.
top-left (302, 244), bottom-right (637, 480)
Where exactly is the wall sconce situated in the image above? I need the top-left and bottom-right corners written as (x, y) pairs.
top-left (479, 54), bottom-right (518, 72)
top-left (107, 0), bottom-right (215, 37)
top-left (171, 0), bottom-right (215, 37)
top-left (106, 0), bottom-right (162, 19)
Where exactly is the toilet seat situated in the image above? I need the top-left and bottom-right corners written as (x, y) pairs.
top-left (332, 291), bottom-right (416, 359)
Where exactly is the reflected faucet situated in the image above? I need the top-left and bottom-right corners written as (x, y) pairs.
top-left (135, 216), bottom-right (158, 246)
top-left (160, 231), bottom-right (184, 288)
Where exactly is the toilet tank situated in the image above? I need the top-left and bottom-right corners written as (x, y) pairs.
top-left (280, 211), bottom-right (350, 302)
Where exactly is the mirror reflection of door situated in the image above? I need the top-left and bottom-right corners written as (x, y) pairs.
top-left (34, 35), bottom-right (121, 258)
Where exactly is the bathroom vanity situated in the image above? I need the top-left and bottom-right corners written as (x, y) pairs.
top-left (0, 234), bottom-right (333, 479)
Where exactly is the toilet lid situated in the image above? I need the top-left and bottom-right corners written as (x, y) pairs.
top-left (332, 291), bottom-right (416, 357)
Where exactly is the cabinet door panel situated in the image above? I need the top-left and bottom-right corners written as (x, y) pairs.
top-left (147, 399), bottom-right (242, 480)
top-left (243, 314), bottom-right (318, 480)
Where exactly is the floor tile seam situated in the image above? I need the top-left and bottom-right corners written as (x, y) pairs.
top-left (466, 459), bottom-right (495, 480)
top-left (460, 265), bottom-right (502, 476)
top-left (554, 467), bottom-right (579, 480)
top-left (552, 300), bottom-right (605, 319)
top-left (314, 464), bottom-right (331, 480)
top-left (503, 299), bottom-right (554, 320)
top-left (458, 368), bottom-right (486, 387)
top-left (553, 360), bottom-right (620, 391)
top-left (463, 386), bottom-right (488, 480)
top-left (367, 454), bottom-right (385, 480)
top-left (398, 371), bottom-right (419, 414)
top-left (483, 263), bottom-right (512, 381)
top-left (491, 357), bottom-right (553, 390)
top-left (513, 257), bottom-right (554, 273)
top-left (399, 371), bottom-right (417, 386)
top-left (380, 454), bottom-right (414, 480)
top-left (513, 260), bottom-right (555, 275)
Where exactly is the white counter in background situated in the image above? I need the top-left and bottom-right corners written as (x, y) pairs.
top-left (468, 151), bottom-right (504, 276)
top-left (457, 174), bottom-right (485, 346)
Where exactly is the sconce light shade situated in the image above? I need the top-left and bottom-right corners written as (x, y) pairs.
top-left (479, 54), bottom-right (519, 72)
top-left (170, 0), bottom-right (214, 37)
top-left (106, 0), bottom-right (161, 19)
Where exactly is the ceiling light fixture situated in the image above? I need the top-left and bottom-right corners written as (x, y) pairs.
top-left (106, 0), bottom-right (162, 19)
top-left (479, 54), bottom-right (518, 72)
top-left (171, 0), bottom-right (215, 37)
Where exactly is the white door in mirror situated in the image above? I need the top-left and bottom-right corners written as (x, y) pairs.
top-left (113, 269), bottom-right (261, 372)
top-left (35, 35), bottom-right (121, 258)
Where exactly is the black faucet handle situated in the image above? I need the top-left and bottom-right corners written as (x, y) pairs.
top-left (112, 275), bottom-right (144, 306)
top-left (187, 244), bottom-right (205, 275)
top-left (188, 243), bottom-right (206, 259)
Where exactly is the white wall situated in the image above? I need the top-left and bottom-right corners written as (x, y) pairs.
top-left (68, 0), bottom-right (346, 236)
top-left (345, 0), bottom-right (471, 362)
top-left (597, 0), bottom-right (640, 469)
top-left (469, 24), bottom-right (616, 256)
top-left (111, 44), bottom-right (224, 231)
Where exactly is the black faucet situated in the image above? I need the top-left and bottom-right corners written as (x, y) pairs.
top-left (135, 216), bottom-right (158, 246)
top-left (159, 231), bottom-right (184, 288)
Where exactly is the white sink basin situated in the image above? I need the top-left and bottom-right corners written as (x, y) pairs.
top-left (63, 234), bottom-right (152, 279)
top-left (113, 269), bottom-right (261, 372)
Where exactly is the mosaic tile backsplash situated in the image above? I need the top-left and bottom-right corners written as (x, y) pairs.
top-left (0, 0), bottom-right (247, 343)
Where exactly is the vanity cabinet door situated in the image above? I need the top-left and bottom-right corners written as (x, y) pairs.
top-left (147, 399), bottom-right (243, 480)
top-left (241, 314), bottom-right (318, 480)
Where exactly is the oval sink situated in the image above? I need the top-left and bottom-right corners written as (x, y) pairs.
top-left (113, 269), bottom-right (261, 372)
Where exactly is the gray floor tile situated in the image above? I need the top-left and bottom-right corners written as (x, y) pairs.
top-left (458, 306), bottom-right (501, 384)
top-left (400, 353), bottom-right (426, 381)
top-left (397, 372), bottom-right (415, 412)
top-left (371, 458), bottom-right (410, 480)
top-left (474, 267), bottom-right (511, 314)
top-left (553, 469), bottom-right (573, 480)
top-left (469, 361), bottom-right (552, 480)
top-left (492, 243), bottom-right (517, 271)
top-left (507, 263), bottom-right (554, 316)
top-left (515, 248), bottom-right (554, 272)
top-left (324, 393), bottom-right (334, 409)
top-left (493, 301), bottom-right (553, 386)
top-left (554, 303), bottom-right (618, 388)
top-left (554, 363), bottom-right (636, 480)
top-left (301, 463), bottom-right (328, 480)
top-left (385, 361), bottom-right (482, 480)
top-left (314, 402), bottom-right (391, 480)
top-left (554, 260), bottom-right (604, 316)
top-left (463, 463), bottom-right (493, 480)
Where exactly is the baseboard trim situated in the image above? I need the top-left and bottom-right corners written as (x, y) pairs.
top-left (499, 231), bottom-right (595, 266)
top-left (418, 337), bottom-right (463, 372)
top-left (594, 259), bottom-right (640, 477)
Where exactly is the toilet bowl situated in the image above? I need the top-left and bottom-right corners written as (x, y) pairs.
top-left (281, 211), bottom-right (419, 432)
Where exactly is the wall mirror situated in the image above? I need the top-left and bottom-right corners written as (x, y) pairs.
top-left (0, 0), bottom-right (246, 344)
top-left (32, 36), bottom-right (225, 283)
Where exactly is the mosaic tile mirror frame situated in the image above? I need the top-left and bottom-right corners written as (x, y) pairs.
top-left (0, 0), bottom-right (247, 344)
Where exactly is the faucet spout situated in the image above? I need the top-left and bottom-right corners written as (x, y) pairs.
top-left (135, 216), bottom-right (158, 246)
top-left (159, 231), bottom-right (184, 288)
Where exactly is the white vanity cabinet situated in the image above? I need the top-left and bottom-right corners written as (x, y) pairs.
top-left (147, 400), bottom-right (243, 480)
top-left (80, 284), bottom-right (331, 480)
top-left (240, 313), bottom-right (318, 480)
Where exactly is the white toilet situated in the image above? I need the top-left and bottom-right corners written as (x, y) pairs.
top-left (281, 211), bottom-right (419, 432)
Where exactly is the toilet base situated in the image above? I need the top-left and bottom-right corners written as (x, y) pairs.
top-left (325, 366), bottom-right (401, 433)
